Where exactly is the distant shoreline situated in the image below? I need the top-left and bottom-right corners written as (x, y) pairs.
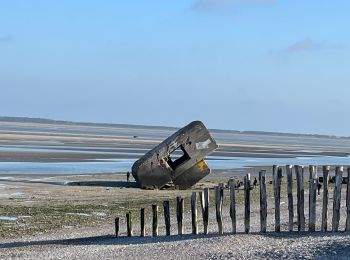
top-left (0, 118), bottom-right (349, 175)
top-left (1, 115), bottom-right (348, 139)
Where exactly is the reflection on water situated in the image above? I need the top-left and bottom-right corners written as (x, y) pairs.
top-left (0, 160), bottom-right (133, 174)
top-left (0, 145), bottom-right (149, 155)
top-left (207, 156), bottom-right (350, 169)
top-left (0, 156), bottom-right (349, 175)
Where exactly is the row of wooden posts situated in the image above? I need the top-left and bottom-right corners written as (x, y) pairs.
top-left (115, 165), bottom-right (350, 237)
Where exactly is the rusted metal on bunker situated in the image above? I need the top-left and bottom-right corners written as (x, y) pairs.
top-left (132, 121), bottom-right (218, 189)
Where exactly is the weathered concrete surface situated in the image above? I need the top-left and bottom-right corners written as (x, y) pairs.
top-left (132, 121), bottom-right (218, 189)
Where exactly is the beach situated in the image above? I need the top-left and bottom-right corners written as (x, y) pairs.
top-left (1, 119), bottom-right (350, 259)
top-left (1, 173), bottom-right (350, 259)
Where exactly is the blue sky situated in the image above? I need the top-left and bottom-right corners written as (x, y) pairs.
top-left (0, 0), bottom-right (349, 135)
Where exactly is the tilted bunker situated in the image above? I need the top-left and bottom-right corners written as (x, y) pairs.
top-left (132, 121), bottom-right (218, 189)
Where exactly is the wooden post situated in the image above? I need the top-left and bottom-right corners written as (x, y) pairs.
top-left (140, 208), bottom-right (145, 237)
top-left (152, 204), bottom-right (158, 237)
top-left (321, 166), bottom-right (330, 232)
top-left (286, 165), bottom-right (294, 231)
top-left (273, 165), bottom-right (282, 232)
top-left (346, 167), bottom-right (350, 232)
top-left (126, 212), bottom-right (133, 237)
top-left (176, 196), bottom-right (184, 235)
top-left (215, 186), bottom-right (224, 235)
top-left (191, 192), bottom-right (198, 235)
top-left (115, 217), bottom-right (120, 238)
top-left (259, 170), bottom-right (267, 233)
top-left (332, 166), bottom-right (343, 232)
top-left (309, 165), bottom-right (317, 232)
top-left (163, 200), bottom-right (171, 236)
top-left (295, 165), bottom-right (305, 231)
top-left (229, 178), bottom-right (236, 234)
top-left (244, 173), bottom-right (251, 234)
top-left (347, 167), bottom-right (350, 208)
top-left (200, 188), bottom-right (209, 234)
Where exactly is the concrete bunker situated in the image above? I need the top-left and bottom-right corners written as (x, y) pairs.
top-left (132, 121), bottom-right (218, 189)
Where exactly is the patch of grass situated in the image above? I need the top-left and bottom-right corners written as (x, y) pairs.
top-left (1, 177), bottom-right (326, 239)
top-left (0, 190), bottom-right (192, 239)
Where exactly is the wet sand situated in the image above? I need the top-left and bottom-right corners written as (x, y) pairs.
top-left (1, 120), bottom-right (350, 163)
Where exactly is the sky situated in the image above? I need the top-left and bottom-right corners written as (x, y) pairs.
top-left (0, 0), bottom-right (349, 136)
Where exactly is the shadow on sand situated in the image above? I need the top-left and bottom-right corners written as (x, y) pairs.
top-left (1, 231), bottom-right (349, 250)
top-left (0, 178), bottom-right (139, 188)
top-left (0, 233), bottom-right (222, 249)
top-left (66, 181), bottom-right (139, 188)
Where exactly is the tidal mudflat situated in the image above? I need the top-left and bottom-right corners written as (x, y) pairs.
top-left (1, 119), bottom-right (350, 259)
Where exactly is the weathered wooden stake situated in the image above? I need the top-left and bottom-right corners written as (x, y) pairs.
top-left (286, 165), bottom-right (294, 231)
top-left (347, 167), bottom-right (350, 208)
top-left (152, 204), bottom-right (158, 237)
top-left (308, 165), bottom-right (317, 232)
top-left (215, 186), bottom-right (224, 234)
top-left (347, 168), bottom-right (350, 208)
top-left (191, 192), bottom-right (198, 234)
top-left (259, 170), bottom-right (267, 233)
top-left (229, 178), bottom-right (237, 234)
top-left (115, 217), bottom-right (120, 238)
top-left (321, 166), bottom-right (330, 232)
top-left (273, 166), bottom-right (282, 232)
top-left (295, 165), bottom-right (305, 231)
top-left (332, 166), bottom-right (343, 232)
top-left (176, 196), bottom-right (184, 235)
top-left (163, 200), bottom-right (171, 236)
top-left (347, 167), bottom-right (350, 232)
top-left (200, 188), bottom-right (209, 234)
top-left (244, 173), bottom-right (251, 234)
top-left (140, 208), bottom-right (145, 237)
top-left (126, 212), bottom-right (133, 237)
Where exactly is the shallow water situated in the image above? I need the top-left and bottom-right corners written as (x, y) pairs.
top-left (0, 192), bottom-right (24, 197)
top-left (0, 156), bottom-right (349, 175)
top-left (0, 216), bottom-right (17, 221)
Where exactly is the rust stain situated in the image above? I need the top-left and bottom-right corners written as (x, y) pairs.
top-left (197, 160), bottom-right (208, 171)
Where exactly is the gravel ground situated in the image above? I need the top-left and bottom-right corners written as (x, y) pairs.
top-left (1, 188), bottom-right (350, 259)
top-left (1, 232), bottom-right (350, 260)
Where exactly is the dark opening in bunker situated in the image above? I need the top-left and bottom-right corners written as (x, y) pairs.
top-left (167, 145), bottom-right (190, 170)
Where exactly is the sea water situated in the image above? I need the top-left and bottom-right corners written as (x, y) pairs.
top-left (0, 156), bottom-right (349, 175)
